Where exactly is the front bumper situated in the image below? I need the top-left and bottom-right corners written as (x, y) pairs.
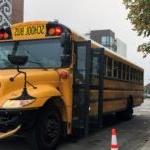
top-left (0, 125), bottom-right (21, 139)
top-left (0, 108), bottom-right (39, 138)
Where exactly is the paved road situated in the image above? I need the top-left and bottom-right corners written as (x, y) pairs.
top-left (0, 99), bottom-right (150, 150)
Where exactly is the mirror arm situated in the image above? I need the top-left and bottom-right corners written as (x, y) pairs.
top-left (9, 72), bottom-right (20, 82)
top-left (10, 66), bottom-right (37, 89)
top-left (9, 66), bottom-right (21, 82)
top-left (16, 67), bottom-right (32, 90)
top-left (10, 66), bottom-right (27, 89)
top-left (26, 81), bottom-right (37, 89)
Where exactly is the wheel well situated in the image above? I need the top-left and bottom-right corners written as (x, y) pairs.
top-left (127, 95), bottom-right (133, 108)
top-left (43, 97), bottom-right (67, 122)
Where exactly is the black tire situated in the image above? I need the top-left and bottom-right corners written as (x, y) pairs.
top-left (116, 108), bottom-right (133, 121)
top-left (116, 98), bottom-right (133, 121)
top-left (29, 104), bottom-right (62, 150)
top-left (123, 108), bottom-right (133, 120)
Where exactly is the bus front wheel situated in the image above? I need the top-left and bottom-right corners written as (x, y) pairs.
top-left (29, 105), bottom-right (62, 150)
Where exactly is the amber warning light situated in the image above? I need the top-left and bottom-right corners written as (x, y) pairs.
top-left (48, 26), bottom-right (63, 36)
top-left (0, 31), bottom-right (9, 40)
top-left (58, 71), bottom-right (69, 79)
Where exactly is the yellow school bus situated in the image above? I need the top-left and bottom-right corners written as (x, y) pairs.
top-left (0, 21), bottom-right (143, 149)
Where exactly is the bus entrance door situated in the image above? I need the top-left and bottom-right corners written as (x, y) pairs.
top-left (90, 48), bottom-right (104, 129)
top-left (73, 41), bottom-right (91, 137)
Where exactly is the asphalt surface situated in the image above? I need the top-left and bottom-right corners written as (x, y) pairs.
top-left (0, 99), bottom-right (150, 150)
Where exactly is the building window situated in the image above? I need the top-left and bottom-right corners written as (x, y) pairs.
top-left (101, 36), bottom-right (114, 46)
top-left (110, 37), bottom-right (114, 46)
top-left (101, 36), bottom-right (110, 45)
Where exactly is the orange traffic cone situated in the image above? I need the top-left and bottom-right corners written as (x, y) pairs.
top-left (111, 128), bottom-right (119, 150)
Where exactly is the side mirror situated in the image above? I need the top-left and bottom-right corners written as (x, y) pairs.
top-left (8, 55), bottom-right (28, 66)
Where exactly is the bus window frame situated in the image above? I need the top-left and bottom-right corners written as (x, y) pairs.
top-left (104, 55), bottom-right (143, 85)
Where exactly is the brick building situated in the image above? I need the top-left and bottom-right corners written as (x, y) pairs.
top-left (0, 0), bottom-right (24, 28)
top-left (12, 0), bottom-right (24, 24)
top-left (90, 30), bottom-right (117, 51)
top-left (89, 29), bottom-right (127, 58)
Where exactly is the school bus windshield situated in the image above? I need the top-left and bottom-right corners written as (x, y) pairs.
top-left (0, 38), bottom-right (68, 69)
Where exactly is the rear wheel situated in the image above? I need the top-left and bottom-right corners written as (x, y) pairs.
top-left (116, 108), bottom-right (133, 121)
top-left (29, 105), bottom-right (62, 150)
top-left (116, 98), bottom-right (133, 121)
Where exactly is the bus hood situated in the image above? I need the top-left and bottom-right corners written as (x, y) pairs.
top-left (0, 69), bottom-right (61, 107)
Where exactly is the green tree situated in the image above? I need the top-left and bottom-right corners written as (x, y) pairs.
top-left (123, 0), bottom-right (150, 57)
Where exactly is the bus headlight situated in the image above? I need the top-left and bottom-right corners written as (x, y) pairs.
top-left (2, 99), bottom-right (35, 108)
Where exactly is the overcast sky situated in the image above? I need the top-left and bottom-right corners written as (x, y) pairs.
top-left (24, 0), bottom-right (150, 84)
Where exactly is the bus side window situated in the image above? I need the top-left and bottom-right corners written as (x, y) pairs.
top-left (118, 62), bottom-right (122, 79)
top-left (126, 66), bottom-right (129, 80)
top-left (122, 64), bottom-right (126, 80)
top-left (133, 69), bottom-right (136, 82)
top-left (104, 56), bottom-right (107, 77)
top-left (130, 68), bottom-right (133, 81)
top-left (76, 46), bottom-right (86, 83)
top-left (138, 71), bottom-right (141, 83)
top-left (91, 56), bottom-right (99, 85)
top-left (141, 71), bottom-right (144, 83)
top-left (128, 67), bottom-right (131, 81)
top-left (113, 60), bottom-right (118, 79)
top-left (135, 70), bottom-right (138, 82)
top-left (107, 57), bottom-right (112, 77)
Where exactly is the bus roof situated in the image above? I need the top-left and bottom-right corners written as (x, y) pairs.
top-left (72, 30), bottom-right (144, 72)
top-left (92, 39), bottom-right (143, 71)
